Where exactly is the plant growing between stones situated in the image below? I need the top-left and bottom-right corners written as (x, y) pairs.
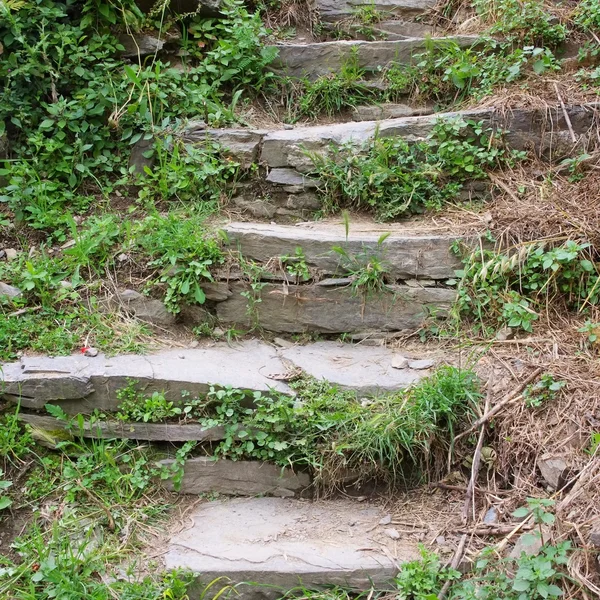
top-left (310, 117), bottom-right (522, 220)
top-left (332, 233), bottom-right (391, 299)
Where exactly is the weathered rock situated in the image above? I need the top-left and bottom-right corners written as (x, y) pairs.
top-left (510, 528), bottom-right (550, 559)
top-left (0, 281), bottom-right (22, 299)
top-left (232, 195), bottom-right (277, 219)
top-left (376, 20), bottom-right (434, 37)
top-left (224, 221), bottom-right (464, 280)
top-left (200, 281), bottom-right (232, 302)
top-left (266, 168), bottom-right (319, 188)
top-left (119, 289), bottom-right (176, 326)
top-left (408, 358), bottom-right (435, 370)
top-left (3, 248), bottom-right (18, 261)
top-left (164, 497), bottom-right (419, 599)
top-left (204, 105), bottom-right (600, 175)
top-left (0, 341), bottom-right (289, 412)
top-left (159, 457), bottom-right (310, 497)
top-left (537, 454), bottom-right (568, 490)
top-left (186, 128), bottom-right (265, 168)
top-left (118, 29), bottom-right (181, 58)
top-left (18, 413), bottom-right (227, 442)
top-left (269, 37), bottom-right (478, 79)
top-left (216, 281), bottom-right (456, 333)
top-left (316, 0), bottom-right (437, 22)
top-left (279, 341), bottom-right (423, 393)
top-left (352, 103), bottom-right (433, 121)
top-left (1, 341), bottom-right (435, 411)
top-left (129, 137), bottom-right (155, 174)
top-left (391, 355), bottom-right (409, 369)
top-left (384, 528), bottom-right (400, 540)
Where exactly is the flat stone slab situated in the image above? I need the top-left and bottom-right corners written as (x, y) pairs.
top-left (195, 105), bottom-right (599, 173)
top-left (279, 342), bottom-right (422, 393)
top-left (224, 221), bottom-right (464, 280)
top-left (159, 458), bottom-right (310, 497)
top-left (0, 341), bottom-right (287, 412)
top-left (269, 37), bottom-right (478, 79)
top-left (18, 413), bottom-right (227, 442)
top-left (217, 281), bottom-right (455, 334)
top-left (164, 497), bottom-right (419, 598)
top-left (1, 341), bottom-right (436, 412)
top-left (317, 0), bottom-right (437, 22)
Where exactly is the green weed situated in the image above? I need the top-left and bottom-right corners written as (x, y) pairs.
top-left (453, 240), bottom-right (600, 335)
top-left (523, 374), bottom-right (566, 408)
top-left (310, 117), bottom-right (521, 220)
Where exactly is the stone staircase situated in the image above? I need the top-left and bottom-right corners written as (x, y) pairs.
top-left (3, 3), bottom-right (600, 597)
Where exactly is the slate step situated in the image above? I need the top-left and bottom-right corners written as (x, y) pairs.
top-left (224, 220), bottom-right (466, 281)
top-left (316, 0), bottom-right (437, 23)
top-left (163, 496), bottom-right (420, 599)
top-left (268, 36), bottom-right (478, 79)
top-left (184, 104), bottom-right (598, 221)
top-left (1, 341), bottom-right (434, 412)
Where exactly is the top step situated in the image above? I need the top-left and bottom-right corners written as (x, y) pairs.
top-left (316, 0), bottom-right (437, 22)
top-left (269, 36), bottom-right (479, 79)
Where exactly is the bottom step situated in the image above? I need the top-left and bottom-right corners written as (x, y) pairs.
top-left (163, 497), bottom-right (419, 599)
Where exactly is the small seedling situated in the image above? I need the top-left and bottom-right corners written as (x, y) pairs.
top-left (523, 374), bottom-right (565, 408)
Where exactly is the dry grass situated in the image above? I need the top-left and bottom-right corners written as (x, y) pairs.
top-left (490, 159), bottom-right (600, 249)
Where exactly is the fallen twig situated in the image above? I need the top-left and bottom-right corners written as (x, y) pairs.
top-left (455, 368), bottom-right (543, 442)
top-left (453, 523), bottom-right (534, 536)
top-left (554, 83), bottom-right (577, 143)
top-left (430, 482), bottom-right (510, 496)
top-left (462, 374), bottom-right (493, 524)
top-left (438, 534), bottom-right (468, 599)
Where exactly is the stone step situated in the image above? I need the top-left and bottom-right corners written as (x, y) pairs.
top-left (216, 281), bottom-right (455, 333)
top-left (1, 341), bottom-right (433, 411)
top-left (163, 496), bottom-right (419, 599)
top-left (224, 220), bottom-right (465, 281)
top-left (316, 0), bottom-right (437, 23)
top-left (268, 36), bottom-right (479, 79)
top-left (159, 457), bottom-right (311, 497)
top-left (182, 104), bottom-right (598, 221)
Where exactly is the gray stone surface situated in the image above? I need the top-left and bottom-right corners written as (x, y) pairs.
top-left (164, 497), bottom-right (419, 598)
top-left (159, 457), bottom-right (310, 497)
top-left (537, 454), bottom-right (568, 490)
top-left (118, 32), bottom-right (165, 57)
top-left (269, 37), bottom-right (478, 79)
top-left (18, 413), bottom-right (227, 442)
top-left (266, 168), bottom-right (319, 188)
top-left (196, 105), bottom-right (600, 175)
top-left (186, 128), bottom-right (265, 168)
top-left (119, 289), bottom-right (176, 326)
top-left (0, 341), bottom-right (288, 412)
top-left (223, 221), bottom-right (464, 280)
top-left (216, 281), bottom-right (456, 333)
top-left (376, 20), bottom-right (434, 37)
top-left (352, 103), bottom-right (433, 121)
top-left (279, 342), bottom-right (422, 393)
top-left (0, 281), bottom-right (22, 299)
top-left (317, 0), bottom-right (437, 22)
top-left (1, 341), bottom-right (435, 411)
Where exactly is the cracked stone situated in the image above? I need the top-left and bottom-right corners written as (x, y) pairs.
top-left (164, 497), bottom-right (420, 600)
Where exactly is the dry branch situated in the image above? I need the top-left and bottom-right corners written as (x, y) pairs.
top-left (455, 368), bottom-right (543, 442)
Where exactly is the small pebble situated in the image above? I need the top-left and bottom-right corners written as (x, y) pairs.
top-left (391, 355), bottom-right (409, 369)
top-left (384, 528), bottom-right (400, 540)
top-left (84, 347), bottom-right (99, 357)
top-left (379, 514), bottom-right (392, 525)
top-left (283, 123), bottom-right (294, 130)
top-left (484, 507), bottom-right (498, 524)
top-left (117, 253), bottom-right (129, 262)
top-left (436, 535), bottom-right (446, 545)
top-left (408, 358), bottom-right (435, 370)
top-left (190, 340), bottom-right (200, 348)
top-left (178, 354), bottom-right (185, 359)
